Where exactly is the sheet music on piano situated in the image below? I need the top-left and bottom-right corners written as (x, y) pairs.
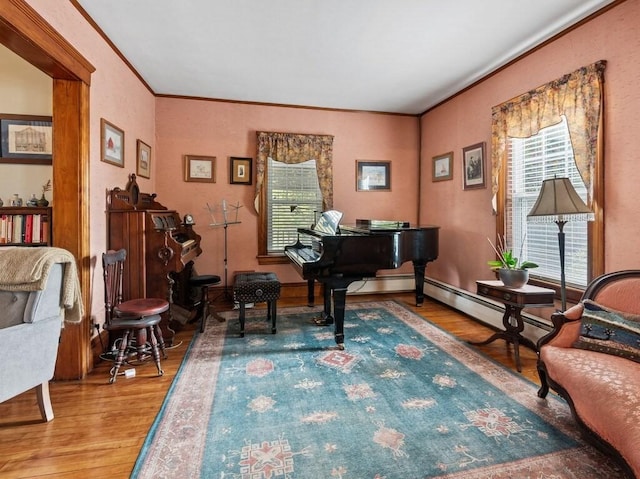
top-left (285, 210), bottom-right (439, 349)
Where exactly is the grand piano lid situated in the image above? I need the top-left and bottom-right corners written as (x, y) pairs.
top-left (314, 210), bottom-right (343, 235)
top-left (347, 219), bottom-right (441, 232)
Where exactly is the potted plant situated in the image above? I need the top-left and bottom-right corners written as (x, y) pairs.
top-left (487, 235), bottom-right (538, 288)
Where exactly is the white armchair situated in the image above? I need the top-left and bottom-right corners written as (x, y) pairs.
top-left (0, 262), bottom-right (64, 421)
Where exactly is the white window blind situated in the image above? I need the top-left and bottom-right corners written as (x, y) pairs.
top-left (508, 116), bottom-right (589, 288)
top-left (266, 157), bottom-right (323, 253)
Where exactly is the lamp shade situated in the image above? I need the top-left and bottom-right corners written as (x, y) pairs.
top-left (527, 177), bottom-right (594, 222)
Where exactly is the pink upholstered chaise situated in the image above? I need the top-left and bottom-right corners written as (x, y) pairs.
top-left (537, 270), bottom-right (640, 479)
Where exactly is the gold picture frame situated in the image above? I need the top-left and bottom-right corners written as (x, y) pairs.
top-left (136, 140), bottom-right (151, 179)
top-left (100, 118), bottom-right (124, 168)
top-left (230, 156), bottom-right (252, 185)
top-left (432, 151), bottom-right (453, 182)
top-left (184, 155), bottom-right (216, 183)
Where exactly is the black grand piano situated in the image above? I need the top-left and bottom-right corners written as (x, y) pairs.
top-left (285, 210), bottom-right (439, 348)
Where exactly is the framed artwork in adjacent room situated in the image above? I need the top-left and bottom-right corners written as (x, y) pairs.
top-left (356, 160), bottom-right (391, 191)
top-left (0, 114), bottom-right (53, 164)
top-left (184, 155), bottom-right (216, 182)
top-left (432, 151), bottom-right (453, 182)
top-left (230, 156), bottom-right (253, 184)
top-left (462, 142), bottom-right (486, 190)
top-left (136, 140), bottom-right (151, 178)
top-left (101, 118), bottom-right (124, 167)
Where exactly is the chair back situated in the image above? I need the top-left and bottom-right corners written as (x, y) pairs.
top-left (583, 270), bottom-right (640, 316)
top-left (102, 249), bottom-right (127, 325)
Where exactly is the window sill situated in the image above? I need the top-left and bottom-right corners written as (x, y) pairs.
top-left (527, 277), bottom-right (584, 304)
top-left (257, 254), bottom-right (290, 266)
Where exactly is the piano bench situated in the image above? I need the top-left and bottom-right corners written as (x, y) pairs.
top-left (188, 274), bottom-right (221, 334)
top-left (233, 272), bottom-right (281, 337)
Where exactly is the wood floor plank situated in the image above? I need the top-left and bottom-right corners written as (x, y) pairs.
top-left (0, 293), bottom-right (546, 478)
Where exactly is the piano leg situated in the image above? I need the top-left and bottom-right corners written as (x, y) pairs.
top-left (413, 261), bottom-right (427, 307)
top-left (315, 277), bottom-right (359, 349)
top-left (312, 285), bottom-right (334, 326)
top-left (307, 279), bottom-right (315, 307)
top-left (332, 287), bottom-right (347, 350)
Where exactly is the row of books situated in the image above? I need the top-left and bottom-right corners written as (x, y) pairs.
top-left (0, 213), bottom-right (50, 244)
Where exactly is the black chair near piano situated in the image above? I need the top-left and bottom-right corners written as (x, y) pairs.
top-left (188, 273), bottom-right (221, 333)
top-left (102, 248), bottom-right (169, 383)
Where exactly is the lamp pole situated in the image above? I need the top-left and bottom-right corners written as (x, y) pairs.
top-left (556, 219), bottom-right (567, 312)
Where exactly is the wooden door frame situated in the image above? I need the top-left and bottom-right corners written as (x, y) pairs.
top-left (0, 0), bottom-right (94, 379)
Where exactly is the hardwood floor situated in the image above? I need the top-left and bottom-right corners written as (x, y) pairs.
top-left (0, 293), bottom-right (542, 478)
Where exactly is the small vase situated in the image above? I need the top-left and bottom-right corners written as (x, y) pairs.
top-left (27, 194), bottom-right (38, 207)
top-left (498, 268), bottom-right (529, 288)
top-left (37, 194), bottom-right (49, 207)
top-left (10, 194), bottom-right (22, 206)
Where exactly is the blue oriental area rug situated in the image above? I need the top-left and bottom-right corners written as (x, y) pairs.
top-left (132, 300), bottom-right (622, 478)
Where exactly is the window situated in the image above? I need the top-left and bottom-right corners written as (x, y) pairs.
top-left (255, 131), bottom-right (334, 262)
top-left (266, 158), bottom-right (323, 253)
top-left (507, 117), bottom-right (589, 288)
top-left (491, 62), bottom-right (606, 296)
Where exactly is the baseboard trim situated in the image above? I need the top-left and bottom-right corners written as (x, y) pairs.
top-left (345, 274), bottom-right (553, 344)
top-left (263, 274), bottom-right (553, 345)
top-left (422, 277), bottom-right (552, 343)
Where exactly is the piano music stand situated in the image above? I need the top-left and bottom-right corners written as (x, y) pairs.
top-left (208, 200), bottom-right (242, 301)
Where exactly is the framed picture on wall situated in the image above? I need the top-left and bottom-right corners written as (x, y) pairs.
top-left (184, 155), bottom-right (216, 182)
top-left (356, 160), bottom-right (391, 191)
top-left (0, 114), bottom-right (53, 164)
top-left (432, 151), bottom-right (453, 181)
top-left (136, 140), bottom-right (151, 178)
top-left (462, 142), bottom-right (486, 190)
top-left (101, 118), bottom-right (125, 167)
top-left (230, 156), bottom-right (252, 184)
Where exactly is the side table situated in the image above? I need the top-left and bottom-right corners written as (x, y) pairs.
top-left (471, 280), bottom-right (555, 372)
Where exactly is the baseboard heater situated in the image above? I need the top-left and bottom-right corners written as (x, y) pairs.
top-left (347, 274), bottom-right (552, 344)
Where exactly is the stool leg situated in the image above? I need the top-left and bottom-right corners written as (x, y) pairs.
top-left (200, 286), bottom-right (208, 333)
top-left (148, 326), bottom-right (164, 377)
top-left (239, 302), bottom-right (245, 337)
top-left (109, 329), bottom-right (130, 384)
top-left (270, 300), bottom-right (277, 334)
top-left (154, 324), bottom-right (167, 359)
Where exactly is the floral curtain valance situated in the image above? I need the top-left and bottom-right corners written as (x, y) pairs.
top-left (491, 60), bottom-right (606, 204)
top-left (255, 131), bottom-right (334, 212)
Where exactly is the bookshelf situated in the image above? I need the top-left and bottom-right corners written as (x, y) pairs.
top-left (0, 206), bottom-right (52, 246)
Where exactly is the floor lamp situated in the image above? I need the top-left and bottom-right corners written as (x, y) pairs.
top-left (527, 177), bottom-right (594, 311)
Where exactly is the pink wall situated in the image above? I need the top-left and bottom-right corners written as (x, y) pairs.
top-left (24, 0), bottom-right (640, 310)
top-left (27, 0), bottom-right (158, 321)
top-left (155, 99), bottom-right (419, 283)
top-left (420, 0), bottom-right (640, 293)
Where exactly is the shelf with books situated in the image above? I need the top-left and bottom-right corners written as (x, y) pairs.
top-left (0, 206), bottom-right (52, 246)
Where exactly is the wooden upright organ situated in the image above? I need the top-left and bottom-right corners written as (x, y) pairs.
top-left (107, 174), bottom-right (202, 344)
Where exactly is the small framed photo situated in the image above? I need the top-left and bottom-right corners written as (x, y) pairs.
top-left (356, 160), bottom-right (391, 191)
top-left (0, 114), bottom-right (53, 164)
top-left (184, 155), bottom-right (216, 183)
top-left (101, 118), bottom-right (124, 167)
top-left (136, 140), bottom-right (151, 179)
top-left (462, 142), bottom-right (486, 190)
top-left (432, 151), bottom-right (453, 182)
top-left (230, 156), bottom-right (252, 185)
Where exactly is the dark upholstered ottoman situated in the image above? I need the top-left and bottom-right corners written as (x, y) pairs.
top-left (233, 272), bottom-right (281, 337)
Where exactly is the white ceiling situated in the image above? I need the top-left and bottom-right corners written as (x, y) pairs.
top-left (74, 0), bottom-right (615, 115)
